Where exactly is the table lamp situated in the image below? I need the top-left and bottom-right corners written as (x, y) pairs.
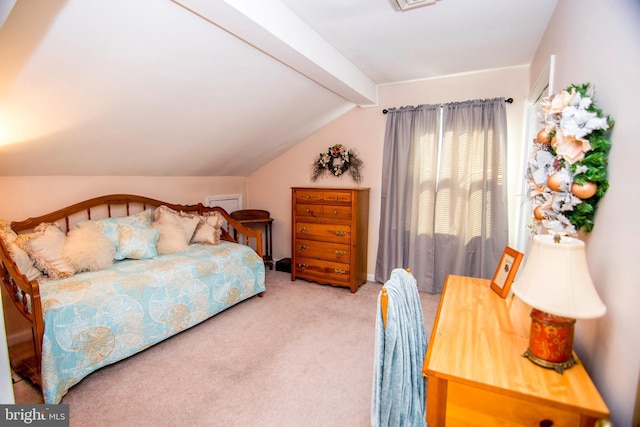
top-left (512, 234), bottom-right (606, 373)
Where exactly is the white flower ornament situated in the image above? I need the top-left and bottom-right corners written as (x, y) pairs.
top-left (527, 83), bottom-right (613, 236)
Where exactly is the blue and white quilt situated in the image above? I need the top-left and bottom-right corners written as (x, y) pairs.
top-left (38, 242), bottom-right (265, 404)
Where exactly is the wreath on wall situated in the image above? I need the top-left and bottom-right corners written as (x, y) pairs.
top-left (311, 144), bottom-right (364, 184)
top-left (526, 83), bottom-right (613, 236)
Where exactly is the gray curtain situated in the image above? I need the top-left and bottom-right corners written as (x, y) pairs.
top-left (375, 98), bottom-right (508, 293)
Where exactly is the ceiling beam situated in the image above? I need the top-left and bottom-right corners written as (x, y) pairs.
top-left (171, 0), bottom-right (378, 106)
top-left (0, 0), bottom-right (16, 29)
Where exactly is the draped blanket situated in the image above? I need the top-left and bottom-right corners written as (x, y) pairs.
top-left (371, 268), bottom-right (427, 427)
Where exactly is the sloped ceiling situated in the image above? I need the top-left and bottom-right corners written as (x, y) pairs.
top-left (0, 0), bottom-right (557, 176)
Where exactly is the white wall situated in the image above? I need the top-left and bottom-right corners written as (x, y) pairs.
top-left (530, 1), bottom-right (640, 425)
top-left (0, 176), bottom-right (248, 220)
top-left (248, 66), bottom-right (529, 278)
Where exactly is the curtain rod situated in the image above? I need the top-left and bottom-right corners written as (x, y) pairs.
top-left (382, 97), bottom-right (513, 114)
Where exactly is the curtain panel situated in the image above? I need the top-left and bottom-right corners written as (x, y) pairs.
top-left (376, 99), bottom-right (508, 293)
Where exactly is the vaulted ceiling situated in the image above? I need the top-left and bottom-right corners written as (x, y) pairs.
top-left (0, 0), bottom-right (557, 176)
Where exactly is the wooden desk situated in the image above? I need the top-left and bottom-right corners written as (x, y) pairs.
top-left (230, 210), bottom-right (273, 270)
top-left (423, 275), bottom-right (609, 426)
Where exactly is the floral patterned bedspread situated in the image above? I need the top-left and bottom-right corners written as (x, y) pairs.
top-left (38, 242), bottom-right (265, 404)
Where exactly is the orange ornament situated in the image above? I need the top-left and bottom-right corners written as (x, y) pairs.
top-left (547, 174), bottom-right (563, 192)
top-left (533, 206), bottom-right (546, 220)
top-left (571, 182), bottom-right (597, 199)
top-left (536, 129), bottom-right (551, 144)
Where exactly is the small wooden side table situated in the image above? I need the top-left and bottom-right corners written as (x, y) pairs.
top-left (230, 209), bottom-right (274, 270)
top-left (423, 274), bottom-right (609, 426)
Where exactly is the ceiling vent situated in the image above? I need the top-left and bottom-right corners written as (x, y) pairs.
top-left (388, 0), bottom-right (437, 12)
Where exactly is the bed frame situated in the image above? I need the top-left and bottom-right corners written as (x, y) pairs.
top-left (0, 194), bottom-right (263, 390)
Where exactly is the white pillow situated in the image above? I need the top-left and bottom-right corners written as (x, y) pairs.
top-left (63, 223), bottom-right (116, 272)
top-left (154, 221), bottom-right (188, 254)
top-left (153, 206), bottom-right (200, 253)
top-left (191, 212), bottom-right (223, 245)
top-left (177, 211), bottom-right (200, 241)
top-left (0, 220), bottom-right (43, 281)
top-left (9, 241), bottom-right (46, 280)
top-left (15, 223), bottom-right (74, 280)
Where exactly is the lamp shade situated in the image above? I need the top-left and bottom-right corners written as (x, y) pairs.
top-left (512, 235), bottom-right (606, 319)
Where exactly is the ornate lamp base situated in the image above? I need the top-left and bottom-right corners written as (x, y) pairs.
top-left (523, 309), bottom-right (577, 374)
top-left (523, 348), bottom-right (577, 374)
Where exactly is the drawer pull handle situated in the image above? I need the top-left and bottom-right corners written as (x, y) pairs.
top-left (334, 197), bottom-right (339, 200)
top-left (334, 269), bottom-right (346, 275)
top-left (335, 250), bottom-right (345, 257)
top-left (298, 227), bottom-right (308, 233)
top-left (298, 245), bottom-right (308, 251)
top-left (305, 195), bottom-right (311, 199)
top-left (297, 263), bottom-right (308, 269)
top-left (335, 231), bottom-right (346, 236)
top-left (539, 420), bottom-right (554, 427)
top-left (333, 210), bottom-right (338, 215)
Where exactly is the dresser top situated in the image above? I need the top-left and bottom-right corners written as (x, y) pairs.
top-left (291, 186), bottom-right (370, 191)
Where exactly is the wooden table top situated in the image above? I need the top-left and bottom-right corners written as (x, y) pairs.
top-left (423, 275), bottom-right (609, 419)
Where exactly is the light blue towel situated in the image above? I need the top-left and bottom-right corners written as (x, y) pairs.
top-left (372, 268), bottom-right (427, 427)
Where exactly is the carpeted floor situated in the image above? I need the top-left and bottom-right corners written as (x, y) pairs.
top-left (12, 270), bottom-right (441, 427)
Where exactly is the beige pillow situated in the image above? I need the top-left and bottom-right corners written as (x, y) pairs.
top-left (0, 220), bottom-right (43, 281)
top-left (153, 206), bottom-right (200, 253)
top-left (15, 223), bottom-right (74, 280)
top-left (154, 221), bottom-right (188, 254)
top-left (177, 211), bottom-right (200, 241)
top-left (191, 212), bottom-right (223, 245)
top-left (63, 223), bottom-right (116, 272)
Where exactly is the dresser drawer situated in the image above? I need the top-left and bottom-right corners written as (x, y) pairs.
top-left (293, 257), bottom-right (351, 285)
top-left (446, 381), bottom-right (581, 426)
top-left (322, 190), bottom-right (352, 203)
top-left (295, 190), bottom-right (324, 203)
top-left (294, 189), bottom-right (353, 204)
top-left (294, 222), bottom-right (351, 243)
top-left (295, 204), bottom-right (352, 221)
top-left (294, 239), bottom-right (350, 262)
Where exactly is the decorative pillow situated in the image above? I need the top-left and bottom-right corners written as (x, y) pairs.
top-left (62, 223), bottom-right (116, 272)
top-left (116, 224), bottom-right (160, 260)
top-left (191, 212), bottom-right (223, 245)
top-left (177, 211), bottom-right (200, 241)
top-left (14, 223), bottom-right (74, 280)
top-left (152, 206), bottom-right (200, 253)
top-left (154, 221), bottom-right (189, 254)
top-left (0, 220), bottom-right (43, 280)
top-left (80, 209), bottom-right (154, 248)
top-left (0, 219), bottom-right (11, 237)
top-left (8, 242), bottom-right (44, 280)
top-left (153, 206), bottom-right (199, 240)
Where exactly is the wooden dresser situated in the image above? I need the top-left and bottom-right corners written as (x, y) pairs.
top-left (423, 275), bottom-right (610, 426)
top-left (291, 187), bottom-right (369, 293)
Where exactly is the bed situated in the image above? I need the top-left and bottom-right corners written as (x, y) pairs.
top-left (0, 194), bottom-right (266, 404)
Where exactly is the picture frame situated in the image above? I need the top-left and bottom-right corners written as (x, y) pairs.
top-left (490, 246), bottom-right (524, 298)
